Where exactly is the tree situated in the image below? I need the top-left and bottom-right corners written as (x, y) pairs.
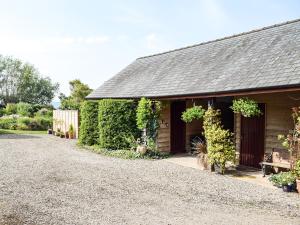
top-left (0, 55), bottom-right (59, 105)
top-left (60, 79), bottom-right (92, 110)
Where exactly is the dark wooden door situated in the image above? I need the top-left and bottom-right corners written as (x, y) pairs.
top-left (240, 104), bottom-right (265, 167)
top-left (171, 101), bottom-right (186, 154)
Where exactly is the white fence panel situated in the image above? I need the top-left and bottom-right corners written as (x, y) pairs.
top-left (53, 110), bottom-right (79, 138)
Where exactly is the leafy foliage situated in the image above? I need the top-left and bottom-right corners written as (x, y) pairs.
top-left (136, 97), bottom-right (161, 141)
top-left (293, 160), bottom-right (300, 179)
top-left (80, 144), bottom-right (169, 160)
top-left (278, 107), bottom-right (300, 153)
top-left (0, 55), bottom-right (58, 104)
top-left (59, 79), bottom-right (92, 110)
top-left (203, 107), bottom-right (235, 174)
top-left (231, 98), bottom-right (262, 117)
top-left (181, 105), bottom-right (205, 123)
top-left (79, 101), bottom-right (99, 146)
top-left (5, 103), bottom-right (17, 115)
top-left (98, 99), bottom-right (140, 150)
top-left (269, 172), bottom-right (296, 186)
top-left (17, 102), bottom-right (32, 116)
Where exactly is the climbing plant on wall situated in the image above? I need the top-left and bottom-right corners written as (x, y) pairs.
top-left (136, 97), bottom-right (161, 143)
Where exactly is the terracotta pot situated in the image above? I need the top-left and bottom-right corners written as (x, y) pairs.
top-left (65, 132), bottom-right (69, 139)
top-left (197, 153), bottom-right (210, 170)
top-left (136, 145), bottom-right (147, 155)
top-left (296, 179), bottom-right (300, 193)
top-left (69, 133), bottom-right (74, 139)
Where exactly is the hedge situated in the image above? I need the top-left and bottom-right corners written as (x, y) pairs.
top-left (98, 99), bottom-right (140, 150)
top-left (79, 101), bottom-right (99, 146)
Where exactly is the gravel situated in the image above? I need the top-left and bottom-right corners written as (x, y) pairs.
top-left (0, 134), bottom-right (299, 225)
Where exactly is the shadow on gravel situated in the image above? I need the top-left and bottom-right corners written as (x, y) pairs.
top-left (0, 134), bottom-right (42, 139)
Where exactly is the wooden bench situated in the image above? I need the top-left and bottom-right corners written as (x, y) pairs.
top-left (260, 148), bottom-right (292, 177)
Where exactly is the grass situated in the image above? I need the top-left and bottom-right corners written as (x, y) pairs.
top-left (0, 129), bottom-right (47, 135)
top-left (78, 144), bottom-right (169, 160)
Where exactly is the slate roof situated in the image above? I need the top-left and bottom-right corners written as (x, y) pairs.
top-left (87, 19), bottom-right (300, 99)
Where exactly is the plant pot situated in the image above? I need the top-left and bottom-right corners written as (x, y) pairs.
top-left (296, 179), bottom-right (300, 193)
top-left (214, 163), bottom-right (223, 174)
top-left (65, 132), bottom-right (69, 139)
top-left (136, 145), bottom-right (147, 155)
top-left (282, 184), bottom-right (294, 192)
top-left (197, 153), bottom-right (209, 170)
top-left (69, 133), bottom-right (74, 139)
top-left (48, 129), bottom-right (52, 134)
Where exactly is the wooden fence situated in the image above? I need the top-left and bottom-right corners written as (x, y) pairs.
top-left (53, 110), bottom-right (79, 138)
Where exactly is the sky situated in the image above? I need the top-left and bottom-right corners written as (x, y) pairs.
top-left (0, 0), bottom-right (299, 99)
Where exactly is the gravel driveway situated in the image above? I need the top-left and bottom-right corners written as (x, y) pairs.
top-left (0, 134), bottom-right (299, 225)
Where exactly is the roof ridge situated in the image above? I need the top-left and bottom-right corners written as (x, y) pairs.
top-left (137, 18), bottom-right (300, 60)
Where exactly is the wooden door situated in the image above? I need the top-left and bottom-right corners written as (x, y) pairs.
top-left (240, 104), bottom-right (265, 167)
top-left (171, 101), bottom-right (186, 154)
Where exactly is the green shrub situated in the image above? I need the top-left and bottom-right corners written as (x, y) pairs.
top-left (35, 108), bottom-right (52, 118)
top-left (182, 105), bottom-right (205, 123)
top-left (79, 101), bottom-right (99, 146)
top-left (203, 107), bottom-right (235, 174)
top-left (98, 99), bottom-right (140, 150)
top-left (0, 108), bottom-right (5, 117)
top-left (0, 117), bottom-right (17, 129)
top-left (5, 103), bottom-right (17, 115)
top-left (17, 102), bottom-right (32, 116)
top-left (16, 116), bottom-right (51, 130)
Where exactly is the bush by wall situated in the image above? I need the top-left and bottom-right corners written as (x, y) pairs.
top-left (203, 107), bottom-right (235, 174)
top-left (79, 101), bottom-right (99, 146)
top-left (98, 99), bottom-right (140, 150)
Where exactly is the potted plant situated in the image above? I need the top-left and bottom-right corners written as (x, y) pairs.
top-left (60, 132), bottom-right (65, 138)
top-left (136, 138), bottom-right (147, 155)
top-left (68, 124), bottom-right (75, 139)
top-left (65, 131), bottom-right (69, 139)
top-left (55, 128), bottom-right (61, 137)
top-left (294, 160), bottom-right (300, 193)
top-left (280, 172), bottom-right (296, 192)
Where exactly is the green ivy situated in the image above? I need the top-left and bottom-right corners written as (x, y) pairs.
top-left (181, 105), bottom-right (205, 123)
top-left (79, 101), bottom-right (99, 146)
top-left (231, 98), bottom-right (262, 117)
top-left (203, 107), bottom-right (235, 174)
top-left (98, 99), bottom-right (140, 150)
top-left (136, 97), bottom-right (161, 140)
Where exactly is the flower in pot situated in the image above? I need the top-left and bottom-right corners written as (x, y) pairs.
top-left (68, 124), bottom-right (75, 139)
top-left (294, 160), bottom-right (300, 193)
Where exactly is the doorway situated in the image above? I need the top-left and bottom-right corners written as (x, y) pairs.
top-left (240, 104), bottom-right (265, 167)
top-left (171, 101), bottom-right (186, 154)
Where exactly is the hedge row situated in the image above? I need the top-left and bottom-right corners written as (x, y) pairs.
top-left (98, 99), bottom-right (139, 150)
top-left (79, 99), bottom-right (140, 150)
top-left (79, 101), bottom-right (99, 146)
